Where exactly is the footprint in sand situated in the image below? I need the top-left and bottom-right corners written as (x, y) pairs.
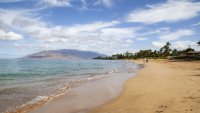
top-left (155, 111), bottom-right (163, 113)
top-left (155, 105), bottom-right (168, 113)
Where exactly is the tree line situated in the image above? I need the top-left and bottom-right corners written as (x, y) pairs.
top-left (94, 41), bottom-right (200, 60)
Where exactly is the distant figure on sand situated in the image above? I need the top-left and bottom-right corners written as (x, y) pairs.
top-left (143, 58), bottom-right (148, 64)
top-left (143, 58), bottom-right (146, 64)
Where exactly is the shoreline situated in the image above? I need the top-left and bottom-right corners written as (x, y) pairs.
top-left (6, 59), bottom-right (200, 113)
top-left (17, 61), bottom-right (140, 113)
top-left (90, 59), bottom-right (200, 113)
top-left (2, 60), bottom-right (140, 113)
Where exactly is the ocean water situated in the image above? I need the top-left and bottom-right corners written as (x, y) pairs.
top-left (0, 59), bottom-right (140, 113)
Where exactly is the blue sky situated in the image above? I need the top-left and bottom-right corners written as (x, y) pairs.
top-left (0, 0), bottom-right (200, 58)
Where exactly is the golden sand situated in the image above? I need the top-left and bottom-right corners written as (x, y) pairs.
top-left (91, 60), bottom-right (200, 113)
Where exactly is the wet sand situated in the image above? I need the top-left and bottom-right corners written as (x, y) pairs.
top-left (91, 59), bottom-right (200, 113)
top-left (27, 71), bottom-right (138, 113)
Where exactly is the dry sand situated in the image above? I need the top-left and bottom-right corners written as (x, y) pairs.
top-left (90, 60), bottom-right (200, 113)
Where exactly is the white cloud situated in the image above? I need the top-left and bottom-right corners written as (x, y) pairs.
top-left (159, 29), bottom-right (194, 41)
top-left (94, 0), bottom-right (115, 8)
top-left (152, 41), bottom-right (165, 48)
top-left (13, 19), bottom-right (121, 41)
top-left (0, 9), bottom-right (23, 26)
top-left (172, 41), bottom-right (196, 50)
top-left (39, 0), bottom-right (71, 7)
top-left (0, 9), bottom-right (139, 54)
top-left (191, 22), bottom-right (200, 26)
top-left (137, 37), bottom-right (148, 41)
top-left (126, 39), bottom-right (134, 43)
top-left (0, 0), bottom-right (119, 9)
top-left (126, 0), bottom-right (200, 24)
top-left (136, 27), bottom-right (170, 38)
top-left (0, 0), bottom-right (24, 3)
top-left (79, 0), bottom-right (88, 10)
top-left (159, 27), bottom-right (170, 31)
top-left (100, 27), bottom-right (136, 39)
top-left (152, 40), bottom-right (199, 50)
top-left (138, 28), bottom-right (194, 43)
top-left (13, 43), bottom-right (50, 50)
top-left (0, 29), bottom-right (23, 40)
top-left (66, 20), bottom-right (120, 32)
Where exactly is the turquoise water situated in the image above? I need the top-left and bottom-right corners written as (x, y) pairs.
top-left (0, 59), bottom-right (139, 113)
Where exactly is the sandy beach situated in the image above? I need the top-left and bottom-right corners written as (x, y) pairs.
top-left (10, 59), bottom-right (200, 113)
top-left (91, 60), bottom-right (200, 113)
top-left (1, 0), bottom-right (200, 113)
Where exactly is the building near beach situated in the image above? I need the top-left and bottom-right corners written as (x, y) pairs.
top-left (186, 51), bottom-right (200, 56)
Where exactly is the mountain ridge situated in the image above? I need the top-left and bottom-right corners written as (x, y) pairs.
top-left (23, 49), bottom-right (106, 59)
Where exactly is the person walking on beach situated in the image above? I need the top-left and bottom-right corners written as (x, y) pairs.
top-left (143, 58), bottom-right (146, 64)
top-left (146, 59), bottom-right (148, 63)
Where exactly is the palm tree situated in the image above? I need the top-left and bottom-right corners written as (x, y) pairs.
top-left (197, 40), bottom-right (200, 46)
top-left (160, 42), bottom-right (172, 57)
top-left (171, 49), bottom-right (178, 56)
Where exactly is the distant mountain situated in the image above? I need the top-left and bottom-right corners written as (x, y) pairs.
top-left (23, 49), bottom-right (107, 59)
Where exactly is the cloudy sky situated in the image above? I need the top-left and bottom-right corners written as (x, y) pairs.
top-left (0, 0), bottom-right (200, 58)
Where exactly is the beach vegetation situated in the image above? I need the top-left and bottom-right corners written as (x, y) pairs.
top-left (94, 41), bottom-right (200, 60)
top-left (197, 40), bottom-right (200, 46)
top-left (159, 42), bottom-right (171, 57)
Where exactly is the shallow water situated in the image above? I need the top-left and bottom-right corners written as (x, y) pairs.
top-left (0, 59), bottom-right (140, 113)
top-left (29, 72), bottom-right (137, 113)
